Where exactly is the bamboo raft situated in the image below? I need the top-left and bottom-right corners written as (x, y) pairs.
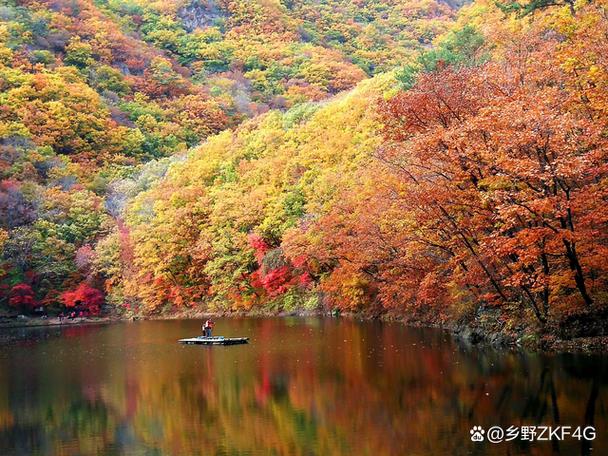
top-left (178, 336), bottom-right (249, 345)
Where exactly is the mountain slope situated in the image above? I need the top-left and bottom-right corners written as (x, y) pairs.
top-left (109, 0), bottom-right (608, 342)
top-left (0, 0), bottom-right (462, 311)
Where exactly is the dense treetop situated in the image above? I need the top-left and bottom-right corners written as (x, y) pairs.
top-left (0, 0), bottom-right (458, 312)
top-left (1, 0), bottom-right (607, 338)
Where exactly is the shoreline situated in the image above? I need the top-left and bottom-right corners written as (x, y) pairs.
top-left (0, 316), bottom-right (118, 330)
top-left (1, 311), bottom-right (607, 353)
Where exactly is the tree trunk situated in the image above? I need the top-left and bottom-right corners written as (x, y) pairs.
top-left (563, 239), bottom-right (593, 305)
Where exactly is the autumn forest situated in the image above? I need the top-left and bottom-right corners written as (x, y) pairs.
top-left (1, 0), bottom-right (607, 341)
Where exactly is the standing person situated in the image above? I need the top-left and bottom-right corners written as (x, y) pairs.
top-left (203, 319), bottom-right (214, 337)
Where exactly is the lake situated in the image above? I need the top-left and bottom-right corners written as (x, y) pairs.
top-left (0, 318), bottom-right (606, 455)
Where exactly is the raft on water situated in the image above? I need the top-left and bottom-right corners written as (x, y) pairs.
top-left (178, 336), bottom-right (249, 345)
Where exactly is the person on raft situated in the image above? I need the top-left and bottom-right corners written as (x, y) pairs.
top-left (203, 319), bottom-right (214, 337)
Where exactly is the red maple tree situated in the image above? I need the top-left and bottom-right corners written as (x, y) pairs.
top-left (61, 283), bottom-right (105, 315)
top-left (8, 283), bottom-right (37, 312)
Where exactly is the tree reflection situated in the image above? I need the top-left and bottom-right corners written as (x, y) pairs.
top-left (0, 319), bottom-right (605, 455)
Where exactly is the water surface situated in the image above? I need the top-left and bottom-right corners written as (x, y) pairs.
top-left (0, 318), bottom-right (606, 455)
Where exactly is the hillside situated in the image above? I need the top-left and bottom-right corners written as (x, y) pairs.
top-left (0, 0), bottom-right (460, 312)
top-left (2, 0), bottom-right (608, 344)
top-left (115, 0), bottom-right (608, 343)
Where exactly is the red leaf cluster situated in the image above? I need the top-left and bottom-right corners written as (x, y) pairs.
top-left (61, 283), bottom-right (104, 315)
top-left (9, 284), bottom-right (37, 311)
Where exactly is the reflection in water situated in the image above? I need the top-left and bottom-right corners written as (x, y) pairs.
top-left (0, 319), bottom-right (606, 455)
